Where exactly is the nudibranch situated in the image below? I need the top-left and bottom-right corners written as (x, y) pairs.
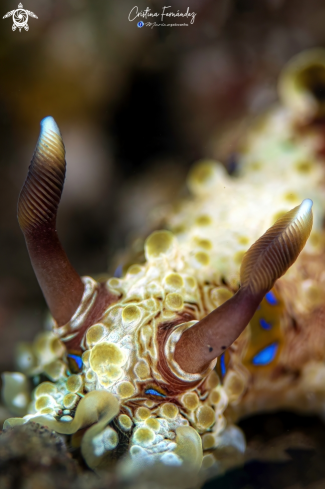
top-left (3, 48), bottom-right (325, 475)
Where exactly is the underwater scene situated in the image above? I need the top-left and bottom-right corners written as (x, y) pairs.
top-left (2, 1), bottom-right (325, 488)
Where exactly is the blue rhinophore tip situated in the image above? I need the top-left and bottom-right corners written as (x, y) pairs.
top-left (40, 116), bottom-right (61, 137)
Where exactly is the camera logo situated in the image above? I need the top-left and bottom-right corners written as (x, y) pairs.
top-left (3, 3), bottom-right (38, 32)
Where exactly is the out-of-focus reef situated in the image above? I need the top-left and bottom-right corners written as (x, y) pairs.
top-left (0, 423), bottom-right (79, 489)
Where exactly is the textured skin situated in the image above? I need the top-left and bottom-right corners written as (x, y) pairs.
top-left (4, 50), bottom-right (325, 474)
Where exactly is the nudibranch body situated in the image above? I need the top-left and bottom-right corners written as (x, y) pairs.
top-left (2, 49), bottom-right (325, 475)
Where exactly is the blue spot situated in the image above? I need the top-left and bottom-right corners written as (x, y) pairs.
top-left (265, 291), bottom-right (278, 305)
top-left (259, 318), bottom-right (272, 330)
top-left (252, 343), bottom-right (278, 366)
top-left (67, 354), bottom-right (83, 370)
top-left (220, 353), bottom-right (226, 377)
top-left (137, 21), bottom-right (144, 28)
top-left (145, 388), bottom-right (165, 397)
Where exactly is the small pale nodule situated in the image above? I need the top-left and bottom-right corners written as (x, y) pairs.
top-left (134, 360), bottom-right (150, 379)
top-left (210, 287), bottom-right (234, 307)
top-left (66, 374), bottom-right (83, 393)
top-left (202, 433), bottom-right (216, 450)
top-left (99, 365), bottom-right (123, 386)
top-left (122, 305), bottom-right (141, 324)
top-left (145, 230), bottom-right (176, 260)
top-left (234, 250), bottom-right (246, 266)
top-left (145, 417), bottom-right (160, 431)
top-left (160, 452), bottom-right (182, 466)
top-left (195, 215), bottom-right (212, 227)
top-left (193, 251), bottom-right (210, 267)
top-left (166, 293), bottom-right (184, 311)
top-left (206, 371), bottom-right (220, 389)
top-left (127, 264), bottom-right (143, 275)
top-left (101, 427), bottom-right (119, 450)
top-left (189, 160), bottom-right (216, 186)
top-left (44, 360), bottom-right (66, 381)
top-left (90, 342), bottom-right (127, 374)
top-left (224, 371), bottom-right (246, 403)
top-left (86, 369), bottom-right (96, 383)
top-left (165, 273), bottom-right (184, 291)
top-left (35, 382), bottom-right (58, 398)
top-left (237, 235), bottom-right (250, 245)
top-left (188, 160), bottom-right (226, 196)
top-left (136, 407), bottom-right (151, 420)
top-left (92, 427), bottom-right (119, 457)
top-left (160, 402), bottom-right (178, 420)
top-left (196, 405), bottom-right (215, 430)
top-left (116, 381), bottom-right (135, 399)
top-left (118, 414), bottom-right (133, 431)
top-left (63, 393), bottom-right (79, 409)
top-left (86, 324), bottom-right (107, 348)
top-left (209, 389), bottom-right (221, 405)
top-left (107, 278), bottom-right (121, 290)
top-left (185, 276), bottom-right (196, 289)
top-left (16, 343), bottom-right (36, 372)
top-left (194, 237), bottom-right (213, 250)
top-left (182, 392), bottom-right (199, 411)
top-left (60, 415), bottom-right (73, 422)
top-left (132, 427), bottom-right (155, 447)
top-left (202, 453), bottom-right (216, 469)
top-left (35, 395), bottom-right (55, 411)
top-left (82, 350), bottom-right (90, 368)
top-left (40, 407), bottom-right (57, 416)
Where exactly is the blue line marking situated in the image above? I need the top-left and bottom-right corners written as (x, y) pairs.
top-left (145, 388), bottom-right (166, 397)
top-left (252, 343), bottom-right (278, 366)
top-left (265, 291), bottom-right (278, 305)
top-left (220, 353), bottom-right (226, 377)
top-left (259, 318), bottom-right (272, 330)
top-left (67, 354), bottom-right (83, 370)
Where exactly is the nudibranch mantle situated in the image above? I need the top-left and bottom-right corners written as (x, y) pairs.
top-left (6, 234), bottom-right (234, 471)
top-left (3, 49), bottom-right (325, 475)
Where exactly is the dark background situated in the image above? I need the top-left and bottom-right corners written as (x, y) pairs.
top-left (2, 1), bottom-right (325, 487)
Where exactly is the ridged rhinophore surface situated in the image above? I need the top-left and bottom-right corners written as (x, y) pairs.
top-left (241, 199), bottom-right (313, 294)
top-left (18, 116), bottom-right (65, 232)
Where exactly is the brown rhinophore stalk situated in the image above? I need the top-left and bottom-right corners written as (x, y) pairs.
top-left (18, 117), bottom-right (84, 326)
top-left (174, 199), bottom-right (313, 374)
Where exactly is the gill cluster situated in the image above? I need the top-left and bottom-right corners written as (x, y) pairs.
top-left (3, 48), bottom-right (325, 475)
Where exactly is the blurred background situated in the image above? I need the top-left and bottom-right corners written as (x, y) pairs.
top-left (2, 0), bottom-right (325, 486)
